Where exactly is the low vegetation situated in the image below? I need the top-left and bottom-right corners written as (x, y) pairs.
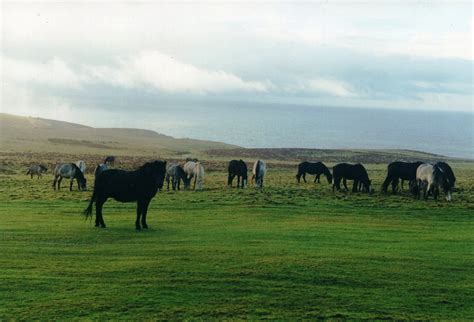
top-left (1, 159), bottom-right (473, 319)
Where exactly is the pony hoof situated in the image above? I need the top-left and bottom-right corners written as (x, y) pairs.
top-left (136, 226), bottom-right (141, 230)
top-left (142, 225), bottom-right (148, 229)
top-left (101, 225), bottom-right (106, 228)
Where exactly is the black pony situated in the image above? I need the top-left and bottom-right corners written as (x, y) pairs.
top-left (432, 161), bottom-right (456, 198)
top-left (104, 156), bottom-right (115, 165)
top-left (434, 162), bottom-right (456, 188)
top-left (332, 163), bottom-right (372, 193)
top-left (296, 161), bottom-right (332, 184)
top-left (381, 161), bottom-right (423, 193)
top-left (228, 159), bottom-right (248, 188)
top-left (84, 160), bottom-right (167, 230)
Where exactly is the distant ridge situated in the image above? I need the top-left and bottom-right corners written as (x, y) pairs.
top-left (0, 113), bottom-right (239, 157)
top-left (1, 113), bottom-right (467, 163)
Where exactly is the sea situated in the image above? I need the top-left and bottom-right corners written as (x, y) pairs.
top-left (96, 104), bottom-right (474, 159)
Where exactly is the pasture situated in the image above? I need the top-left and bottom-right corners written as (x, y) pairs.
top-left (1, 161), bottom-right (473, 319)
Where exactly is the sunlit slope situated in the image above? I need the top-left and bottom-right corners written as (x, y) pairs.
top-left (0, 113), bottom-right (239, 156)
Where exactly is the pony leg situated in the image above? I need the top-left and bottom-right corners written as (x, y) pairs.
top-left (70, 178), bottom-right (74, 191)
top-left (135, 201), bottom-right (143, 230)
top-left (193, 175), bottom-right (197, 190)
top-left (333, 177), bottom-right (341, 192)
top-left (342, 179), bottom-right (348, 191)
top-left (352, 180), bottom-right (358, 193)
top-left (237, 176), bottom-right (241, 188)
top-left (95, 197), bottom-right (107, 228)
top-left (58, 177), bottom-right (63, 190)
top-left (227, 174), bottom-right (233, 187)
top-left (166, 175), bottom-right (170, 190)
top-left (141, 199), bottom-right (151, 229)
top-left (302, 173), bottom-right (307, 183)
top-left (381, 175), bottom-right (391, 193)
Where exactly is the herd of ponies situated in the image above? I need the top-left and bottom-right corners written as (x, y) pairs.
top-left (26, 156), bottom-right (456, 230)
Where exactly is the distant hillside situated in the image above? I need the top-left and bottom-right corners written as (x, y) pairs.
top-left (1, 113), bottom-right (467, 166)
top-left (204, 148), bottom-right (465, 164)
top-left (0, 113), bottom-right (239, 157)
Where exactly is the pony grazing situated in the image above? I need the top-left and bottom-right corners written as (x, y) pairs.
top-left (75, 160), bottom-right (86, 173)
top-left (252, 160), bottom-right (266, 188)
top-left (27, 164), bottom-right (47, 179)
top-left (416, 163), bottom-right (454, 201)
top-left (104, 156), bottom-right (115, 166)
top-left (84, 160), bottom-right (167, 230)
top-left (228, 159), bottom-right (248, 188)
top-left (53, 163), bottom-right (87, 191)
top-left (184, 161), bottom-right (205, 190)
top-left (381, 161), bottom-right (423, 193)
top-left (435, 162), bottom-right (456, 190)
top-left (166, 163), bottom-right (190, 190)
top-left (296, 161), bottom-right (332, 184)
top-left (332, 163), bottom-right (372, 193)
top-left (94, 164), bottom-right (108, 178)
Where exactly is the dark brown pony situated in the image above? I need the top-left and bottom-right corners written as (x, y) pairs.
top-left (84, 160), bottom-right (167, 230)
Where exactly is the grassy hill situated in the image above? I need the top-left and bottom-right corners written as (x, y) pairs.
top-left (0, 113), bottom-right (238, 158)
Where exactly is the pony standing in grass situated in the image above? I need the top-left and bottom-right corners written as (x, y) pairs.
top-left (84, 160), bottom-right (167, 230)
top-left (252, 160), bottom-right (266, 188)
top-left (166, 163), bottom-right (190, 190)
top-left (296, 161), bottom-right (332, 184)
top-left (53, 163), bottom-right (87, 191)
top-left (27, 164), bottom-right (48, 179)
top-left (228, 159), bottom-right (248, 188)
top-left (416, 163), bottom-right (454, 201)
top-left (332, 163), bottom-right (372, 193)
top-left (184, 161), bottom-right (205, 190)
top-left (381, 161), bottom-right (423, 193)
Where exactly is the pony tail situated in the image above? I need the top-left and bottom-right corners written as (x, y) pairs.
top-left (83, 192), bottom-right (96, 219)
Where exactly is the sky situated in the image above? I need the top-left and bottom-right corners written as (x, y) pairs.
top-left (1, 1), bottom-right (473, 126)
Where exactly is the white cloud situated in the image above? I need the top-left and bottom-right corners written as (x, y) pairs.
top-left (86, 51), bottom-right (270, 93)
top-left (285, 78), bottom-right (358, 98)
top-left (307, 79), bottom-right (357, 98)
top-left (0, 80), bottom-right (74, 120)
top-left (2, 56), bottom-right (84, 88)
top-left (1, 52), bottom-right (270, 94)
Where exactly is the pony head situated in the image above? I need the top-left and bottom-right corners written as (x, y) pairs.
top-left (80, 177), bottom-right (87, 191)
top-left (326, 172), bottom-right (333, 184)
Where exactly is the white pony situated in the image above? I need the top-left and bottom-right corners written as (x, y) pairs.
top-left (252, 160), bottom-right (266, 188)
top-left (75, 160), bottom-right (86, 173)
top-left (183, 161), bottom-right (205, 190)
top-left (416, 163), bottom-right (452, 201)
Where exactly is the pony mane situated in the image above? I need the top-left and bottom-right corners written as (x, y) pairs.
top-left (71, 163), bottom-right (85, 180)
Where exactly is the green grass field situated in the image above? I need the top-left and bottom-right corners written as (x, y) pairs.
top-left (1, 164), bottom-right (473, 319)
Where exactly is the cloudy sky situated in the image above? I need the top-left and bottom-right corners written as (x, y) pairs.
top-left (1, 1), bottom-right (473, 125)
